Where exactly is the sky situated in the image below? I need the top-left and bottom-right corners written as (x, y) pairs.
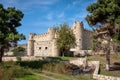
top-left (0, 0), bottom-right (96, 44)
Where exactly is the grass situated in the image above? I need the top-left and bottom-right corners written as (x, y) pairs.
top-left (112, 53), bottom-right (120, 60)
top-left (100, 69), bottom-right (120, 77)
top-left (59, 56), bottom-right (76, 60)
top-left (72, 75), bottom-right (93, 80)
top-left (42, 71), bottom-right (71, 80)
top-left (46, 56), bottom-right (76, 61)
top-left (33, 70), bottom-right (93, 80)
top-left (2, 53), bottom-right (120, 80)
top-left (88, 53), bottom-right (120, 77)
top-left (0, 61), bottom-right (32, 80)
top-left (14, 75), bottom-right (45, 80)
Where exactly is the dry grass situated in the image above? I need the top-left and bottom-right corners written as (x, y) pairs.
top-left (88, 53), bottom-right (120, 77)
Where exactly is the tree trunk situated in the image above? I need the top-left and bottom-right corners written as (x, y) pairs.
top-left (62, 49), bottom-right (64, 57)
top-left (62, 51), bottom-right (64, 57)
top-left (105, 42), bottom-right (110, 71)
top-left (0, 47), bottom-right (4, 63)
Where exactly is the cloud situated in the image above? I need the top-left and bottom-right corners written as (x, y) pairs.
top-left (0, 0), bottom-right (59, 10)
top-left (28, 0), bottom-right (59, 5)
top-left (72, 0), bottom-right (82, 5)
top-left (46, 13), bottom-right (53, 20)
top-left (57, 12), bottom-right (65, 18)
top-left (67, 11), bottom-right (87, 23)
top-left (32, 21), bottom-right (57, 27)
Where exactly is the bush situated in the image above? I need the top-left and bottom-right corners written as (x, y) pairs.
top-left (16, 56), bottom-right (21, 61)
top-left (42, 62), bottom-right (68, 74)
top-left (0, 62), bottom-right (31, 80)
top-left (12, 47), bottom-right (25, 53)
top-left (18, 60), bottom-right (48, 69)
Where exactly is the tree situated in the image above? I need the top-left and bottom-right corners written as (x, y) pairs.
top-left (86, 0), bottom-right (120, 71)
top-left (12, 47), bottom-right (26, 53)
top-left (0, 4), bottom-right (25, 63)
top-left (56, 23), bottom-right (76, 56)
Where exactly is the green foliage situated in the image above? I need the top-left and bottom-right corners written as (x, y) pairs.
top-left (17, 60), bottom-right (48, 69)
top-left (14, 75), bottom-right (45, 80)
top-left (86, 0), bottom-right (120, 42)
top-left (55, 23), bottom-right (76, 56)
top-left (86, 0), bottom-right (120, 26)
top-left (0, 61), bottom-right (31, 80)
top-left (112, 53), bottom-right (120, 59)
top-left (86, 0), bottom-right (120, 52)
top-left (0, 4), bottom-right (25, 62)
top-left (0, 4), bottom-right (25, 46)
top-left (12, 47), bottom-right (26, 53)
top-left (16, 56), bottom-right (21, 61)
top-left (42, 62), bottom-right (68, 74)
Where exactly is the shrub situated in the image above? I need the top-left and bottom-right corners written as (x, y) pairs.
top-left (18, 60), bottom-right (48, 69)
top-left (0, 62), bottom-right (31, 80)
top-left (16, 56), bottom-right (21, 61)
top-left (12, 46), bottom-right (25, 53)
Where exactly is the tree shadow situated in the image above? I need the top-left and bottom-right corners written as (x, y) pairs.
top-left (110, 62), bottom-right (120, 71)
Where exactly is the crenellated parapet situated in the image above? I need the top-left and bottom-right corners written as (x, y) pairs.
top-left (29, 33), bottom-right (36, 40)
top-left (27, 21), bottom-right (93, 57)
top-left (29, 28), bottom-right (56, 42)
top-left (34, 33), bottom-right (49, 39)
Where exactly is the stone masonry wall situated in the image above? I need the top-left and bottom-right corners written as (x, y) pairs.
top-left (27, 28), bottom-right (58, 57)
top-left (83, 30), bottom-right (92, 50)
top-left (69, 59), bottom-right (120, 80)
top-left (27, 21), bottom-right (93, 57)
top-left (92, 61), bottom-right (120, 80)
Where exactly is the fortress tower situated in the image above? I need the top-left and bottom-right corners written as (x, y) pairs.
top-left (72, 21), bottom-right (84, 50)
top-left (27, 21), bottom-right (92, 57)
top-left (27, 33), bottom-right (35, 56)
top-left (48, 28), bottom-right (55, 40)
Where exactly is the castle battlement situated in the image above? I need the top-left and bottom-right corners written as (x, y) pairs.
top-left (34, 32), bottom-right (48, 37)
top-left (27, 21), bottom-right (93, 57)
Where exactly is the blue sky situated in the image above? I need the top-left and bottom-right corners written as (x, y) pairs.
top-left (0, 0), bottom-right (96, 44)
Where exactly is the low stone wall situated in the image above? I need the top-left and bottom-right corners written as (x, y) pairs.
top-left (2, 56), bottom-right (42, 61)
top-left (2, 57), bottom-right (17, 61)
top-left (92, 61), bottom-right (120, 80)
top-left (69, 59), bottom-right (120, 80)
top-left (74, 50), bottom-right (93, 56)
top-left (69, 58), bottom-right (87, 66)
top-left (4, 51), bottom-right (26, 56)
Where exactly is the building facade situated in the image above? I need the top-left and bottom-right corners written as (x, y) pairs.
top-left (27, 21), bottom-right (92, 57)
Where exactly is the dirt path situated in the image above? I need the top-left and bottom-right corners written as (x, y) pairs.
top-left (42, 71), bottom-right (72, 80)
top-left (32, 72), bottom-right (59, 80)
top-left (32, 71), bottom-right (79, 80)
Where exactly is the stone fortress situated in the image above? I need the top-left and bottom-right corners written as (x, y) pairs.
top-left (27, 21), bottom-right (92, 57)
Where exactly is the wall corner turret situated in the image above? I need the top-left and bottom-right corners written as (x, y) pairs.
top-left (27, 33), bottom-right (35, 56)
top-left (72, 21), bottom-right (84, 50)
top-left (48, 28), bottom-right (55, 40)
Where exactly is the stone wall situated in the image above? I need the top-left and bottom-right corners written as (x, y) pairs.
top-left (71, 22), bottom-right (93, 54)
top-left (83, 29), bottom-right (92, 50)
top-left (92, 61), bottom-right (120, 80)
top-left (27, 21), bottom-right (93, 57)
top-left (27, 28), bottom-right (58, 57)
top-left (4, 51), bottom-right (26, 56)
top-left (2, 56), bottom-right (42, 61)
top-left (69, 59), bottom-right (120, 80)
top-left (69, 58), bottom-right (87, 66)
top-left (73, 50), bottom-right (92, 56)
